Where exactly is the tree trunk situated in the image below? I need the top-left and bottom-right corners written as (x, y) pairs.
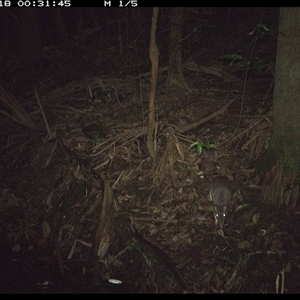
top-left (167, 7), bottom-right (190, 91)
top-left (261, 8), bottom-right (300, 209)
top-left (146, 8), bottom-right (160, 158)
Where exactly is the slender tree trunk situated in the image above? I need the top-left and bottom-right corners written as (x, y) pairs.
top-left (146, 8), bottom-right (160, 158)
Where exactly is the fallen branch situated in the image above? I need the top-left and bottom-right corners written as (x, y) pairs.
top-left (179, 98), bottom-right (235, 133)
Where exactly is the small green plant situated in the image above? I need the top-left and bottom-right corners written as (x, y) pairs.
top-left (220, 21), bottom-right (276, 133)
top-left (189, 140), bottom-right (212, 156)
top-left (220, 53), bottom-right (274, 77)
top-left (92, 132), bottom-right (105, 145)
top-left (248, 23), bottom-right (277, 42)
top-left (221, 23), bottom-right (276, 77)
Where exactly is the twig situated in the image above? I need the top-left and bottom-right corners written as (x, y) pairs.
top-left (34, 89), bottom-right (52, 137)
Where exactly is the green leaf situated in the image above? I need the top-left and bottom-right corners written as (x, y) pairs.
top-left (196, 144), bottom-right (203, 155)
top-left (220, 54), bottom-right (243, 61)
